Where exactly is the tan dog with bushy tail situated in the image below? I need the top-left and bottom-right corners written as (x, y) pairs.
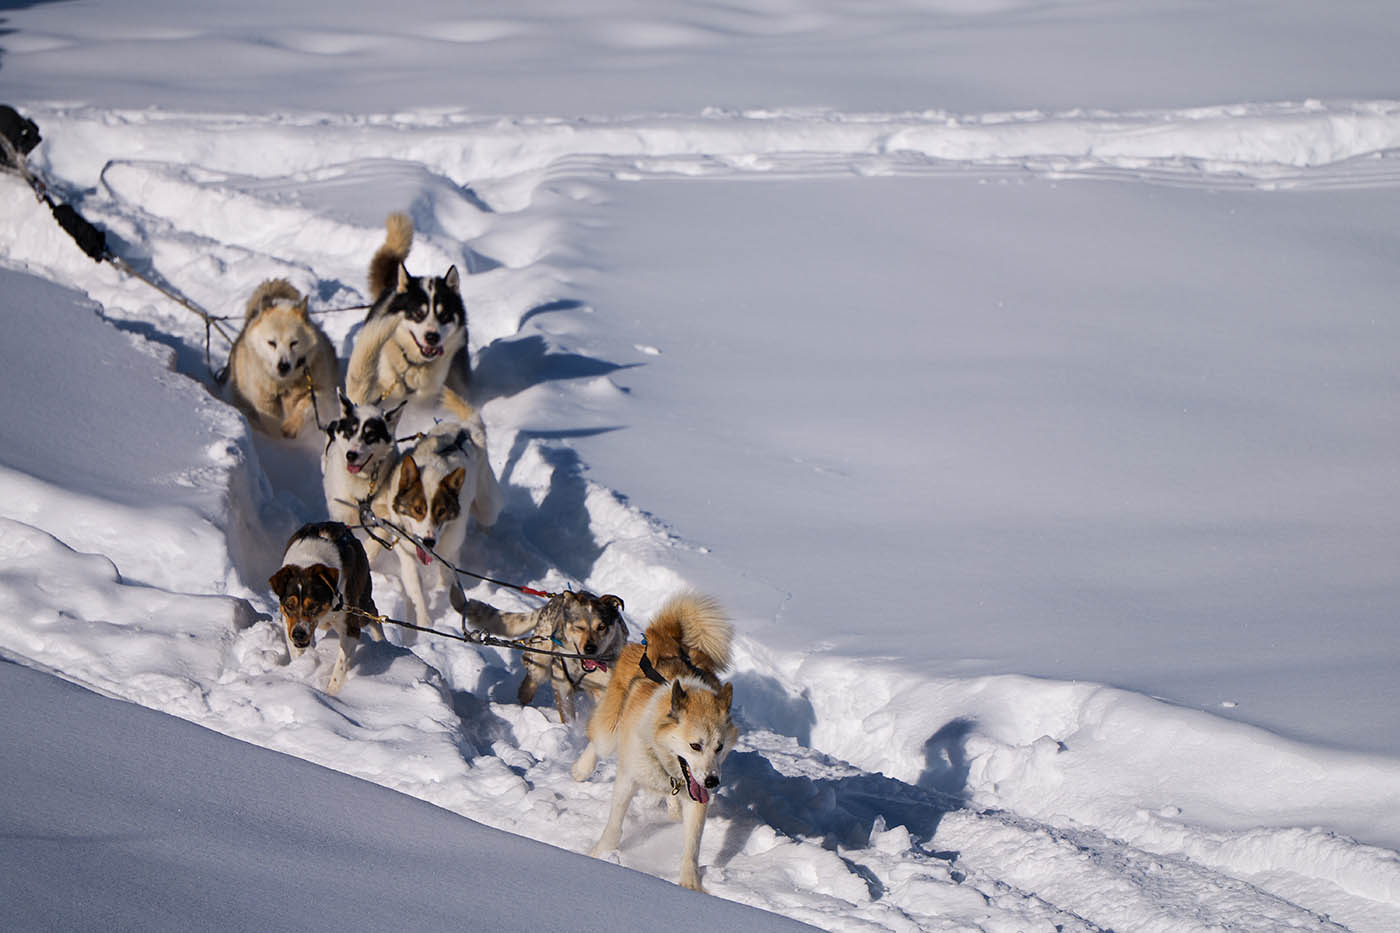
top-left (225, 279), bottom-right (337, 438)
top-left (571, 593), bottom-right (738, 892)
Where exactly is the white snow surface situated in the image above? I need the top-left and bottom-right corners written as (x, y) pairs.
top-left (3, 1), bottom-right (1400, 930)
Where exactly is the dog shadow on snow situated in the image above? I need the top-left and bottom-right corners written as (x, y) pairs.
top-left (349, 637), bottom-right (519, 763)
top-left (710, 716), bottom-right (975, 897)
top-left (472, 332), bottom-right (638, 404)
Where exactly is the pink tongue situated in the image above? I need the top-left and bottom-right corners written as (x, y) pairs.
top-left (346, 462), bottom-right (363, 474)
top-left (416, 546), bottom-right (431, 565)
top-left (582, 659), bottom-right (606, 673)
top-left (688, 774), bottom-right (709, 805)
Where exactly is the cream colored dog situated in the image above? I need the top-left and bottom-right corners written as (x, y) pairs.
top-left (225, 279), bottom-right (337, 438)
top-left (571, 593), bottom-right (738, 892)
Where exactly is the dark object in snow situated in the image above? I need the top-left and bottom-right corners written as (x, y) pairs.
top-left (0, 105), bottom-right (41, 167)
top-left (49, 200), bottom-right (108, 262)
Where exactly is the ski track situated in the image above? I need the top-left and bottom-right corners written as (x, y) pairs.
top-left (4, 102), bottom-right (1400, 931)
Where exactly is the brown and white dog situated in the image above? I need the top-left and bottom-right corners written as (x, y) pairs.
top-left (571, 593), bottom-right (738, 891)
top-left (364, 397), bottom-right (504, 639)
top-left (461, 590), bottom-right (628, 721)
top-left (225, 279), bottom-right (338, 438)
top-left (268, 521), bottom-right (382, 695)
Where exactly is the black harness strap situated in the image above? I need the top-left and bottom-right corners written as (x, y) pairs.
top-left (639, 650), bottom-right (668, 686)
top-left (637, 644), bottom-right (708, 686)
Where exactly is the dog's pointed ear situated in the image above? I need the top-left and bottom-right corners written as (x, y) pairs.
top-left (269, 566), bottom-right (296, 600)
top-left (718, 682), bottom-right (733, 713)
top-left (338, 388), bottom-right (354, 418)
top-left (442, 466), bottom-right (467, 496)
top-left (670, 680), bottom-right (687, 717)
top-left (311, 563), bottom-right (340, 593)
top-left (396, 262), bottom-right (412, 293)
top-left (444, 265), bottom-right (460, 292)
top-left (295, 296), bottom-right (310, 318)
top-left (384, 399), bottom-right (407, 426)
top-left (398, 455), bottom-right (420, 488)
top-left (600, 594), bottom-right (624, 613)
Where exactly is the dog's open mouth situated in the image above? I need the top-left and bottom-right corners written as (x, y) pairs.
top-left (415, 545), bottom-right (432, 565)
top-left (677, 755), bottom-right (709, 805)
top-left (581, 658), bottom-right (608, 673)
top-left (346, 460), bottom-right (364, 475)
top-left (413, 335), bottom-right (445, 359)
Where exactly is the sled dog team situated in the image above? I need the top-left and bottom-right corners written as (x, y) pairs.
top-left (233, 214), bottom-right (737, 892)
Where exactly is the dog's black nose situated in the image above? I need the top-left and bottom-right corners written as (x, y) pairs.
top-left (423, 331), bottom-right (440, 346)
top-left (292, 626), bottom-right (311, 648)
top-left (346, 450), bottom-right (359, 464)
top-left (704, 775), bottom-right (719, 789)
top-left (421, 536), bottom-right (436, 549)
top-left (277, 361), bottom-right (292, 376)
top-left (584, 641), bottom-right (596, 655)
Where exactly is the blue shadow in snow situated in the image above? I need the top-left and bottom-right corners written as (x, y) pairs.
top-left (472, 334), bottom-right (637, 403)
top-left (712, 735), bottom-right (968, 892)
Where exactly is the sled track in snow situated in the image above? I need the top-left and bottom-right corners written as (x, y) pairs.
top-left (4, 100), bottom-right (1400, 930)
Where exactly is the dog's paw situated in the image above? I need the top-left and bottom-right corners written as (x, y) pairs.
top-left (570, 746), bottom-right (597, 782)
top-left (678, 872), bottom-right (705, 893)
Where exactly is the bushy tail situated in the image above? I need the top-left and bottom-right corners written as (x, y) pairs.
top-left (368, 212), bottom-right (414, 298)
top-left (245, 278), bottom-right (304, 319)
top-left (460, 598), bottom-right (539, 638)
top-left (647, 593), bottom-right (732, 675)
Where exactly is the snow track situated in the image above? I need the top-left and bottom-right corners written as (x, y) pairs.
top-left (3, 103), bottom-right (1400, 930)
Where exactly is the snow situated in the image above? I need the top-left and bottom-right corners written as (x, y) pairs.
top-left (3, 0), bottom-right (1400, 930)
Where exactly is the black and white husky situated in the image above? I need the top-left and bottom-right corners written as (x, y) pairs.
top-left (345, 212), bottom-right (471, 409)
top-left (321, 390), bottom-right (404, 527)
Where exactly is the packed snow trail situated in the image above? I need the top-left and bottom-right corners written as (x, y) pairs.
top-left (2, 105), bottom-right (1400, 930)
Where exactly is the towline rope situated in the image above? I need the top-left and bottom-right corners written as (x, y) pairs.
top-left (345, 498), bottom-right (565, 600)
top-left (2, 107), bottom-right (368, 381)
top-left (339, 602), bottom-right (620, 664)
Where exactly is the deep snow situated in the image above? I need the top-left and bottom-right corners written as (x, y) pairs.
top-left (3, 0), bottom-right (1400, 930)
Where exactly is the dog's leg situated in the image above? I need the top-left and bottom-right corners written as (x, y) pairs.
top-left (281, 393), bottom-right (311, 439)
top-left (325, 630), bottom-right (350, 696)
top-left (435, 557), bottom-right (468, 617)
top-left (590, 772), bottom-right (637, 857)
top-left (677, 799), bottom-right (709, 892)
top-left (393, 546), bottom-right (428, 643)
top-left (517, 655), bottom-right (547, 706)
top-left (553, 681), bottom-right (575, 723)
top-left (570, 742), bottom-right (598, 782)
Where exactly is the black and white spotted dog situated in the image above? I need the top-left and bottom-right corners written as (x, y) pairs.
top-left (345, 212), bottom-right (471, 409)
top-left (321, 390), bottom-right (405, 527)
